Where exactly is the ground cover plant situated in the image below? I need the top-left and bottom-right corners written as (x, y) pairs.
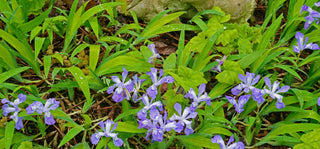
top-left (1, 0), bottom-right (320, 148)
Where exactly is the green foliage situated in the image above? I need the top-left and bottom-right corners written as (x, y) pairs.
top-left (294, 128), bottom-right (320, 149)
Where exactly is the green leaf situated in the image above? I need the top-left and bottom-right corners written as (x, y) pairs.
top-left (5, 121), bottom-right (15, 149)
top-left (34, 37), bottom-right (45, 60)
top-left (43, 56), bottom-right (51, 79)
top-left (17, 141), bottom-right (33, 149)
top-left (89, 45), bottom-right (100, 71)
top-left (238, 38), bottom-right (253, 54)
top-left (216, 60), bottom-right (244, 84)
top-left (163, 89), bottom-right (188, 117)
top-left (72, 142), bottom-right (90, 149)
top-left (198, 125), bottom-right (233, 136)
top-left (163, 53), bottom-right (176, 70)
top-left (88, 17), bottom-right (100, 38)
top-left (293, 128), bottom-right (320, 149)
top-left (178, 134), bottom-right (219, 149)
top-left (116, 122), bottom-right (147, 133)
top-left (58, 127), bottom-right (83, 148)
top-left (286, 110), bottom-right (320, 123)
top-left (273, 65), bottom-right (302, 81)
top-left (0, 67), bottom-right (30, 83)
top-left (67, 67), bottom-right (91, 113)
top-left (291, 89), bottom-right (311, 109)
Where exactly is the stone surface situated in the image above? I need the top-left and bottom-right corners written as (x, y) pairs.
top-left (119, 0), bottom-right (256, 22)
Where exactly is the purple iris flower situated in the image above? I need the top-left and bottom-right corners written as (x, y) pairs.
top-left (317, 97), bottom-right (320, 106)
top-left (142, 108), bottom-right (176, 142)
top-left (169, 103), bottom-right (197, 135)
top-left (91, 119), bottom-right (123, 147)
top-left (26, 98), bottom-right (60, 125)
top-left (132, 74), bottom-right (145, 102)
top-left (211, 135), bottom-right (245, 149)
top-left (211, 55), bottom-right (227, 72)
top-left (107, 67), bottom-right (134, 102)
top-left (293, 32), bottom-right (319, 53)
top-left (137, 94), bottom-right (163, 120)
top-left (147, 44), bottom-right (161, 64)
top-left (252, 88), bottom-right (265, 105)
top-left (300, 4), bottom-right (320, 29)
top-left (261, 77), bottom-right (290, 109)
top-left (315, 2), bottom-right (320, 7)
top-left (2, 94), bottom-right (26, 130)
top-left (226, 95), bottom-right (251, 114)
top-left (146, 68), bottom-right (174, 98)
top-left (231, 72), bottom-right (260, 96)
top-left (184, 83), bottom-right (211, 112)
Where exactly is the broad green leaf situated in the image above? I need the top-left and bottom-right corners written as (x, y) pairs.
top-left (163, 53), bottom-right (176, 70)
top-left (163, 89), bottom-right (188, 117)
top-left (0, 67), bottom-right (30, 83)
top-left (116, 122), bottom-right (146, 133)
top-left (17, 141), bottom-right (33, 149)
top-left (89, 45), bottom-right (100, 71)
top-left (5, 121), bottom-right (15, 149)
top-left (34, 37), bottom-right (45, 59)
top-left (286, 110), bottom-right (320, 122)
top-left (178, 134), bottom-right (219, 149)
top-left (273, 65), bottom-right (302, 81)
top-left (43, 56), bottom-right (51, 79)
top-left (293, 128), bottom-right (320, 149)
top-left (58, 127), bottom-right (83, 147)
top-left (216, 60), bottom-right (244, 84)
top-left (198, 125), bottom-right (233, 136)
top-left (72, 142), bottom-right (90, 149)
top-left (67, 67), bottom-right (91, 112)
top-left (88, 17), bottom-right (100, 38)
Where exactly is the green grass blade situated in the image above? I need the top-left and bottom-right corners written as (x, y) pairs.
top-left (89, 45), bottom-right (100, 71)
top-left (0, 67), bottom-right (30, 83)
top-left (5, 121), bottom-right (15, 149)
top-left (58, 127), bottom-right (83, 148)
top-left (44, 56), bottom-right (51, 79)
top-left (34, 37), bottom-right (45, 59)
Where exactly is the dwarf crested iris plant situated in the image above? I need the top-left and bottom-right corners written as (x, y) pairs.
top-left (225, 95), bottom-right (251, 114)
top-left (231, 72), bottom-right (260, 96)
top-left (91, 119), bottom-right (123, 146)
top-left (107, 67), bottom-right (134, 102)
top-left (211, 135), bottom-right (245, 149)
top-left (261, 77), bottom-right (290, 109)
top-left (2, 94), bottom-right (26, 130)
top-left (301, 3), bottom-right (320, 30)
top-left (184, 83), bottom-right (211, 112)
top-left (146, 68), bottom-right (174, 98)
top-left (169, 103), bottom-right (198, 135)
top-left (137, 94), bottom-right (163, 120)
top-left (26, 98), bottom-right (60, 125)
top-left (293, 32), bottom-right (319, 53)
top-left (148, 44), bottom-right (161, 64)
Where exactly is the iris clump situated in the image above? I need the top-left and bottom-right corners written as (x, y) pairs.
top-left (26, 98), bottom-right (60, 125)
top-left (184, 83), bottom-right (211, 112)
top-left (2, 94), bottom-right (26, 130)
top-left (91, 119), bottom-right (123, 146)
top-left (169, 103), bottom-right (198, 135)
top-left (146, 68), bottom-right (174, 99)
top-left (300, 3), bottom-right (320, 30)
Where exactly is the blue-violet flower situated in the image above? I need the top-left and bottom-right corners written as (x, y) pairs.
top-left (132, 74), bottom-right (146, 102)
top-left (169, 103), bottom-right (197, 135)
top-left (212, 55), bottom-right (227, 72)
top-left (293, 32), bottom-right (319, 53)
top-left (261, 77), bottom-right (290, 109)
top-left (107, 67), bottom-right (134, 102)
top-left (231, 72), bottom-right (260, 95)
top-left (26, 98), bottom-right (60, 125)
top-left (184, 83), bottom-right (211, 112)
top-left (2, 94), bottom-right (26, 130)
top-left (226, 95), bottom-right (251, 114)
top-left (91, 119), bottom-right (123, 146)
top-left (211, 135), bottom-right (245, 149)
top-left (137, 94), bottom-right (163, 120)
top-left (301, 4), bottom-right (320, 30)
top-left (148, 44), bottom-right (161, 64)
top-left (146, 68), bottom-right (174, 99)
top-left (252, 88), bottom-right (265, 105)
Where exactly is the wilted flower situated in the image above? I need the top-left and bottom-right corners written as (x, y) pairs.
top-left (211, 56), bottom-right (227, 72)
top-left (26, 98), bottom-right (60, 125)
top-left (211, 135), bottom-right (245, 149)
top-left (252, 88), bottom-right (265, 105)
top-left (226, 95), bottom-right (251, 114)
top-left (293, 32), bottom-right (319, 53)
top-left (2, 94), bottom-right (26, 130)
top-left (261, 77), bottom-right (290, 109)
top-left (142, 108), bottom-right (176, 142)
top-left (91, 119), bottom-right (123, 147)
top-left (146, 68), bottom-right (174, 98)
top-left (137, 94), bottom-right (163, 120)
top-left (132, 74), bottom-right (146, 102)
top-left (185, 83), bottom-right (211, 112)
top-left (148, 44), bottom-right (161, 64)
top-left (300, 4), bottom-right (320, 30)
top-left (107, 67), bottom-right (134, 102)
top-left (169, 103), bottom-right (198, 135)
top-left (231, 72), bottom-right (260, 95)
